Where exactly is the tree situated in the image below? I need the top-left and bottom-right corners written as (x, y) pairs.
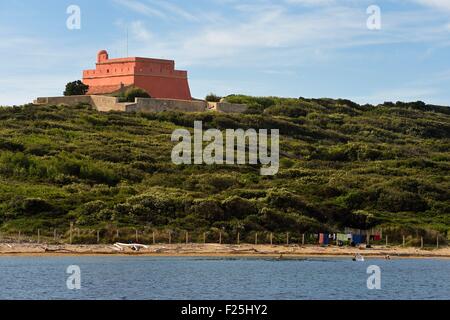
top-left (64, 80), bottom-right (89, 96)
top-left (205, 93), bottom-right (222, 102)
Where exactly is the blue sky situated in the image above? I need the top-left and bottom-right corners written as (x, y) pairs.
top-left (1, 0), bottom-right (450, 106)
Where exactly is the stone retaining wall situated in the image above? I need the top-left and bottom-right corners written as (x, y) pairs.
top-left (34, 95), bottom-right (247, 114)
top-left (127, 98), bottom-right (207, 113)
top-left (33, 96), bottom-right (92, 106)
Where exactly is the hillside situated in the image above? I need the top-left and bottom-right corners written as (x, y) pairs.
top-left (0, 96), bottom-right (449, 242)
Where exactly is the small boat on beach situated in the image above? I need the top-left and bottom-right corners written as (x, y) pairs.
top-left (113, 243), bottom-right (149, 252)
top-left (352, 254), bottom-right (365, 262)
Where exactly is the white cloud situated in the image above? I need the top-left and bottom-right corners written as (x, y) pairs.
top-left (148, 0), bottom-right (198, 21)
top-left (0, 36), bottom-right (39, 50)
top-left (365, 87), bottom-right (439, 104)
top-left (130, 21), bottom-right (153, 41)
top-left (0, 25), bottom-right (98, 105)
top-left (115, 1), bottom-right (450, 69)
top-left (112, 0), bottom-right (166, 18)
top-left (285, 0), bottom-right (336, 6)
top-left (0, 74), bottom-right (78, 106)
top-left (114, 0), bottom-right (199, 21)
top-left (119, 5), bottom-right (369, 67)
top-left (413, 0), bottom-right (450, 11)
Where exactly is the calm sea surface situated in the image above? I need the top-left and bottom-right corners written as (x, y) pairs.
top-left (0, 256), bottom-right (449, 300)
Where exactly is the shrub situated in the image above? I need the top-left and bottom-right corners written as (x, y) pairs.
top-left (7, 197), bottom-right (55, 217)
top-left (376, 190), bottom-right (429, 212)
top-left (266, 189), bottom-right (307, 211)
top-left (264, 105), bottom-right (307, 118)
top-left (260, 207), bottom-right (322, 232)
top-left (192, 199), bottom-right (225, 220)
top-left (222, 196), bottom-right (258, 219)
top-left (205, 93), bottom-right (222, 102)
top-left (122, 87), bottom-right (150, 102)
top-left (64, 80), bottom-right (89, 96)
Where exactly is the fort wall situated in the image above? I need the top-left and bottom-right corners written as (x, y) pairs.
top-left (127, 98), bottom-right (207, 113)
top-left (34, 96), bottom-right (247, 114)
top-left (34, 96), bottom-right (92, 106)
top-left (90, 95), bottom-right (128, 112)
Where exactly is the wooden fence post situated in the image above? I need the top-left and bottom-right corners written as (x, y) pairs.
top-left (302, 234), bottom-right (305, 246)
top-left (203, 232), bottom-right (206, 244)
top-left (18, 231), bottom-right (21, 243)
top-left (237, 232), bottom-right (240, 245)
top-left (116, 229), bottom-right (119, 239)
top-left (286, 232), bottom-right (289, 245)
top-left (270, 233), bottom-right (273, 245)
top-left (219, 232), bottom-right (222, 245)
top-left (255, 233), bottom-right (258, 245)
top-left (168, 231), bottom-right (172, 245)
top-left (97, 230), bottom-right (100, 243)
top-left (70, 222), bottom-right (73, 245)
top-left (403, 235), bottom-right (405, 247)
top-left (385, 235), bottom-right (388, 247)
top-left (37, 229), bottom-right (40, 244)
top-left (421, 236), bottom-right (424, 249)
top-left (185, 231), bottom-right (189, 244)
top-left (153, 231), bottom-right (156, 245)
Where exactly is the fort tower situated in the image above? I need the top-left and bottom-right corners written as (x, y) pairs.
top-left (82, 50), bottom-right (192, 100)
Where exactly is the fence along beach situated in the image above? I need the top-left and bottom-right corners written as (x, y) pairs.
top-left (0, 228), bottom-right (448, 258)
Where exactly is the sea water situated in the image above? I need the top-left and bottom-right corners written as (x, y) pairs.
top-left (0, 256), bottom-right (449, 300)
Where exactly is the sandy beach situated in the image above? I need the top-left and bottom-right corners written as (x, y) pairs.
top-left (0, 243), bottom-right (449, 258)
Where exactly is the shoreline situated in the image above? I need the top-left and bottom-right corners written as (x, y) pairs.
top-left (1, 243), bottom-right (449, 259)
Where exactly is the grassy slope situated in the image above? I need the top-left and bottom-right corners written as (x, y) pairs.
top-left (0, 97), bottom-right (449, 239)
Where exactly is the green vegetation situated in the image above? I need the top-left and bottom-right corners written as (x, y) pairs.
top-left (0, 96), bottom-right (449, 240)
top-left (64, 80), bottom-right (89, 96)
top-left (205, 93), bottom-right (222, 102)
top-left (116, 87), bottom-right (151, 102)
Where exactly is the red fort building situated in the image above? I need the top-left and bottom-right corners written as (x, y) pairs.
top-left (82, 50), bottom-right (192, 100)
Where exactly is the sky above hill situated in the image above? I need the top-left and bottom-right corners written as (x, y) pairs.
top-left (1, 0), bottom-right (450, 106)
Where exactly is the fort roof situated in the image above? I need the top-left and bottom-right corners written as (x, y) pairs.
top-left (97, 57), bottom-right (175, 63)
